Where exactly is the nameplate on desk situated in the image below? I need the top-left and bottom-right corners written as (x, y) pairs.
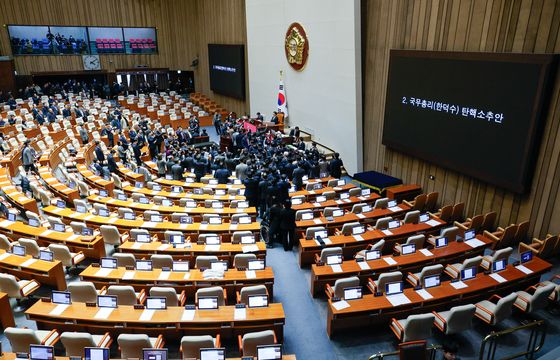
top-left (416, 289), bottom-right (433, 300)
top-left (95, 268), bottom-right (113, 277)
top-left (234, 306), bottom-right (247, 320)
top-left (332, 300), bottom-right (350, 311)
top-left (142, 222), bottom-right (156, 228)
top-left (382, 257), bottom-right (397, 266)
top-left (84, 215), bottom-right (95, 221)
top-left (51, 208), bottom-right (64, 214)
top-left (419, 249), bottom-right (434, 257)
top-left (139, 309), bottom-right (155, 321)
top-left (450, 281), bottom-right (468, 289)
top-left (158, 271), bottom-right (171, 280)
top-left (356, 213), bottom-right (366, 219)
top-left (489, 273), bottom-right (507, 283)
top-left (353, 235), bottom-right (364, 241)
top-left (229, 224), bottom-right (238, 230)
top-left (205, 245), bottom-right (221, 252)
top-left (245, 270), bottom-right (257, 279)
top-left (20, 258), bottom-right (37, 267)
top-left (123, 271), bottom-right (135, 280)
top-left (94, 307), bottom-right (114, 319)
top-left (132, 242), bottom-right (143, 249)
top-left (108, 217), bottom-right (118, 224)
top-left (425, 219), bottom-right (441, 227)
top-left (330, 264), bottom-right (343, 273)
top-left (182, 309), bottom-right (195, 321)
top-left (199, 224), bottom-right (208, 230)
top-left (386, 293), bottom-right (411, 306)
top-left (335, 200), bottom-right (343, 205)
top-left (157, 244), bottom-right (170, 251)
top-left (381, 230), bottom-right (393, 236)
top-left (465, 239), bottom-right (485, 248)
top-left (515, 265), bottom-right (533, 274)
top-left (315, 238), bottom-right (332, 246)
top-left (357, 261), bottom-right (370, 270)
top-left (49, 304), bottom-right (69, 315)
top-left (0, 220), bottom-right (13, 228)
top-left (313, 219), bottom-right (323, 225)
top-left (67, 234), bottom-right (80, 241)
top-left (242, 245), bottom-right (259, 253)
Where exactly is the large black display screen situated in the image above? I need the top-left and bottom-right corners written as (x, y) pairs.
top-left (382, 50), bottom-right (556, 193)
top-left (208, 44), bottom-right (245, 100)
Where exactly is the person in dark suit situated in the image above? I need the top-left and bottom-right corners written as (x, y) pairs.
top-left (256, 112), bottom-right (264, 121)
top-left (94, 141), bottom-right (105, 162)
top-left (101, 124), bottom-right (114, 148)
top-left (270, 112), bottom-right (279, 124)
top-left (289, 126), bottom-right (300, 138)
top-left (267, 200), bottom-right (283, 248)
top-left (132, 140), bottom-right (142, 166)
top-left (172, 162), bottom-right (183, 181)
top-left (279, 200), bottom-right (296, 251)
top-left (329, 152), bottom-right (344, 178)
top-left (292, 162), bottom-right (306, 191)
top-left (107, 150), bottom-right (118, 174)
top-left (214, 162), bottom-right (231, 184)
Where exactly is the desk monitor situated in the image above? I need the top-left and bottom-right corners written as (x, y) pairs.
top-left (291, 198), bottom-right (303, 205)
top-left (238, 189), bottom-right (246, 196)
top-left (200, 348), bottom-right (225, 360)
top-left (313, 183), bottom-right (322, 190)
top-left (135, 181), bottom-right (144, 188)
top-left (365, 250), bottom-right (381, 261)
top-left (337, 179), bottom-right (346, 186)
top-left (84, 347), bottom-right (109, 360)
top-left (99, 190), bottom-right (108, 198)
top-left (424, 274), bottom-right (440, 289)
top-left (52, 290), bottom-right (71, 305)
top-left (139, 197), bottom-right (150, 204)
top-left (149, 214), bottom-right (162, 223)
top-left (388, 220), bottom-right (400, 229)
top-left (194, 188), bottom-right (203, 195)
top-left (492, 259), bottom-right (507, 273)
top-left (387, 200), bottom-right (397, 208)
top-left (172, 261), bottom-right (189, 272)
top-left (28, 218), bottom-right (40, 227)
top-left (146, 297), bottom-right (167, 310)
top-left (82, 227), bottom-right (94, 236)
top-left (29, 345), bottom-right (54, 360)
top-left (12, 245), bottom-right (25, 256)
top-left (205, 236), bottom-right (220, 245)
top-left (316, 195), bottom-right (327, 203)
top-left (210, 260), bottom-right (228, 272)
top-left (301, 212), bottom-right (313, 220)
top-left (137, 234), bottom-right (151, 243)
top-left (75, 205), bottom-right (87, 214)
top-left (435, 237), bottom-right (448, 248)
top-left (241, 235), bottom-right (256, 244)
top-left (248, 294), bottom-right (269, 308)
top-left (56, 199), bottom-right (66, 208)
top-left (361, 188), bottom-right (371, 196)
top-left (362, 205), bottom-right (372, 213)
top-left (352, 225), bottom-right (365, 235)
top-left (185, 200), bottom-right (197, 208)
top-left (142, 348), bottom-right (168, 360)
top-left (234, 179), bottom-right (242, 185)
top-left (257, 344), bottom-right (283, 360)
top-left (461, 266), bottom-right (477, 281)
top-left (161, 199), bottom-right (173, 207)
top-left (401, 244), bottom-right (416, 255)
top-left (326, 254), bottom-right (342, 265)
top-left (152, 184), bottom-right (162, 191)
top-left (238, 216), bottom-right (251, 224)
top-left (385, 281), bottom-right (403, 295)
top-left (98, 208), bottom-right (110, 217)
top-left (124, 212), bottom-right (136, 220)
top-left (198, 296), bottom-right (219, 310)
top-left (53, 223), bottom-right (65, 232)
top-left (136, 260), bottom-right (153, 271)
top-left (170, 234), bottom-right (184, 244)
top-left (248, 259), bottom-right (265, 270)
top-left (332, 209), bottom-right (344, 217)
top-left (117, 193), bottom-right (128, 201)
top-left (215, 189), bottom-right (226, 196)
top-left (464, 229), bottom-right (476, 241)
top-left (179, 216), bottom-right (193, 224)
top-left (211, 201), bottom-right (223, 208)
top-left (238, 201), bottom-right (249, 208)
top-left (340, 192), bottom-right (350, 200)
top-left (521, 251), bottom-right (533, 264)
top-left (171, 186), bottom-right (182, 193)
top-left (68, 181), bottom-right (77, 189)
top-left (39, 250), bottom-right (53, 262)
top-left (97, 295), bottom-right (117, 308)
top-left (343, 286), bottom-right (363, 300)
top-left (7, 212), bottom-right (16, 222)
top-left (419, 213), bottom-right (430, 223)
top-left (209, 217), bottom-right (222, 225)
top-left (100, 257), bottom-right (117, 269)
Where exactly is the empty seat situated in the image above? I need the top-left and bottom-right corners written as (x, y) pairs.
top-left (100, 225), bottom-right (125, 246)
top-left (323, 207), bottom-right (341, 217)
top-left (403, 194), bottom-right (427, 211)
top-left (444, 255), bottom-right (483, 279)
top-left (232, 231), bottom-right (254, 244)
top-left (340, 222), bottom-right (362, 236)
top-left (195, 255), bottom-right (218, 269)
top-left (106, 285), bottom-right (145, 305)
top-left (403, 210), bottom-right (420, 224)
top-left (394, 234), bottom-right (425, 254)
top-left (481, 247), bottom-right (513, 270)
top-left (368, 271), bottom-right (402, 294)
top-left (433, 304), bottom-right (476, 335)
top-left (514, 283), bottom-right (555, 314)
top-left (407, 264), bottom-right (444, 288)
top-left (69, 221), bottom-right (87, 235)
top-left (325, 276), bottom-right (360, 300)
top-left (113, 253), bottom-right (136, 268)
top-left (0, 234), bottom-right (12, 251)
top-left (306, 226), bottom-right (327, 240)
top-left (233, 254), bottom-right (257, 269)
top-left (374, 217), bottom-right (392, 230)
top-left (196, 286), bottom-right (226, 306)
top-left (316, 247), bottom-right (343, 264)
top-left (237, 284), bottom-right (268, 304)
top-left (67, 282), bottom-right (101, 303)
top-left (5, 327), bottom-right (60, 353)
top-left (48, 244), bottom-right (85, 268)
top-left (18, 238), bottom-right (43, 257)
top-left (518, 235), bottom-right (559, 259)
top-left (61, 331), bottom-right (112, 357)
top-left (181, 335), bottom-right (220, 360)
top-left (149, 287), bottom-right (185, 307)
top-left (390, 313), bottom-right (435, 342)
top-left (374, 197), bottom-right (389, 209)
top-left (0, 273), bottom-right (40, 300)
top-left (355, 239), bottom-right (385, 260)
top-left (475, 292), bottom-right (518, 325)
top-left (117, 334), bottom-right (164, 359)
top-left (238, 330), bottom-right (277, 357)
top-left (151, 254), bottom-right (173, 269)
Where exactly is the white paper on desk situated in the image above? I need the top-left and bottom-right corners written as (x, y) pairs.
top-left (20, 258), bottom-right (37, 267)
top-left (139, 309), bottom-right (155, 321)
top-left (84, 215), bottom-right (95, 221)
top-left (107, 198), bottom-right (115, 204)
top-left (382, 230), bottom-right (393, 236)
top-left (94, 307), bottom-right (114, 319)
top-left (123, 271), bottom-right (135, 280)
top-left (332, 300), bottom-right (350, 310)
top-left (67, 234), bottom-right (80, 241)
top-left (95, 268), bottom-right (113, 277)
top-left (313, 219), bottom-right (323, 225)
top-left (245, 270), bottom-right (257, 279)
top-left (0, 220), bottom-right (13, 227)
top-left (450, 281), bottom-right (468, 289)
top-left (426, 219), bottom-right (441, 227)
top-left (179, 223), bottom-right (189, 229)
top-left (356, 213), bottom-right (366, 219)
top-left (0, 253), bottom-right (10, 261)
top-left (331, 264), bottom-right (343, 273)
top-left (515, 265), bottom-right (533, 274)
top-left (142, 222), bottom-right (156, 228)
top-left (40, 230), bottom-right (53, 236)
top-left (49, 304), bottom-right (69, 316)
top-left (388, 206), bottom-right (402, 212)
top-left (229, 224), bottom-right (238, 230)
top-left (132, 242), bottom-right (143, 249)
top-left (335, 200), bottom-right (343, 205)
top-left (158, 271), bottom-right (171, 280)
top-left (416, 289), bottom-right (433, 300)
top-left (343, 199), bottom-right (351, 203)
top-left (465, 239), bottom-right (485, 248)
top-left (157, 244), bottom-right (170, 251)
top-left (50, 207), bottom-right (63, 213)
top-left (383, 257), bottom-right (397, 266)
top-left (353, 235), bottom-right (364, 241)
top-left (489, 273), bottom-right (507, 283)
top-left (199, 224), bottom-right (208, 230)
top-left (234, 307), bottom-right (247, 320)
top-left (308, 190), bottom-right (316, 195)
top-left (183, 272), bottom-right (191, 280)
top-left (108, 217), bottom-right (118, 224)
top-left (182, 309), bottom-right (195, 321)
top-left (358, 261), bottom-right (370, 270)
top-left (358, 196), bottom-right (367, 201)
top-left (205, 245), bottom-right (220, 252)
top-left (386, 293), bottom-right (411, 306)
top-left (242, 245), bottom-right (259, 253)
top-left (313, 202), bottom-right (321, 207)
top-left (419, 249), bottom-right (434, 257)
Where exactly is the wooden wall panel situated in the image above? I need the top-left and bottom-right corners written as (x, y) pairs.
top-left (363, 0), bottom-right (560, 238)
top-left (0, 0), bottom-right (249, 113)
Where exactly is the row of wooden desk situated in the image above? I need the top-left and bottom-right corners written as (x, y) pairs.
top-left (0, 249), bottom-right (66, 290)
